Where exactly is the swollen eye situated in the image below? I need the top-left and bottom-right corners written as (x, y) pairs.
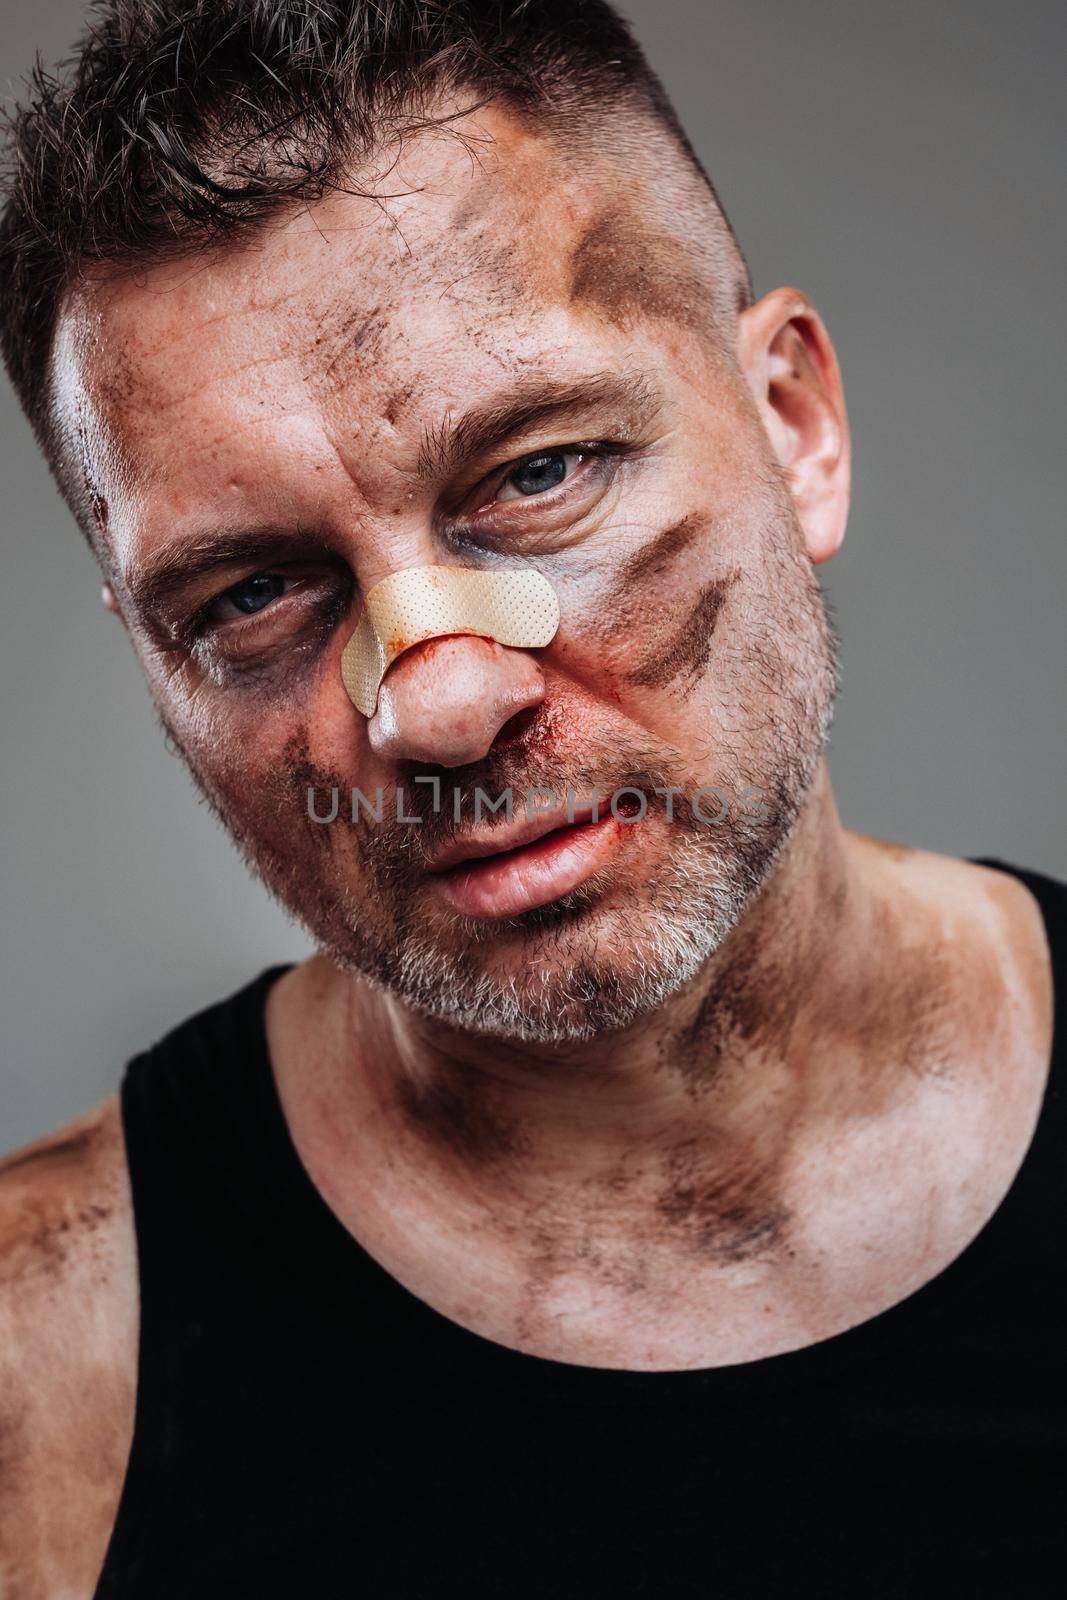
top-left (220, 573), bottom-right (287, 617)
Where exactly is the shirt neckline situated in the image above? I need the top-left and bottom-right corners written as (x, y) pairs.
top-left (246, 855), bottom-right (1063, 1406)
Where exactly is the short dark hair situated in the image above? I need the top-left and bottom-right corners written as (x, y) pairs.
top-left (0, 0), bottom-right (750, 527)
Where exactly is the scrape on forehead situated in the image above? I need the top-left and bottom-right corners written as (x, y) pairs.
top-left (52, 105), bottom-right (565, 413)
top-left (48, 97), bottom-right (732, 561)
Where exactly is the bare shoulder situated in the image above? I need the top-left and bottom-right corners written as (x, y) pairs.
top-left (903, 843), bottom-right (1048, 999)
top-left (0, 1095), bottom-right (138, 1598)
top-left (853, 833), bottom-right (1055, 1062)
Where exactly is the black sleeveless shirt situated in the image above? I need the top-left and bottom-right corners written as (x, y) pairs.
top-left (94, 859), bottom-right (1067, 1597)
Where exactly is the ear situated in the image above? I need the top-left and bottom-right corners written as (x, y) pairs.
top-left (736, 286), bottom-right (851, 564)
top-left (100, 581), bottom-right (130, 631)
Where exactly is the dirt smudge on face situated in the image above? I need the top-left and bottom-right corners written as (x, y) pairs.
top-left (383, 380), bottom-right (419, 427)
top-left (624, 570), bottom-right (740, 696)
top-left (308, 301), bottom-right (392, 395)
top-left (278, 727), bottom-right (349, 848)
top-left (593, 509), bottom-right (733, 698)
top-left (617, 512), bottom-right (706, 587)
top-left (449, 174), bottom-right (494, 235)
top-left (568, 204), bottom-right (723, 340)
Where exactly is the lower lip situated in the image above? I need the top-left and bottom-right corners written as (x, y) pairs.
top-left (433, 815), bottom-right (626, 919)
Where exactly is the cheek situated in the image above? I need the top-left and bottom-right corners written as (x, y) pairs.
top-left (203, 717), bottom-right (355, 863)
top-left (144, 642), bottom-right (364, 809)
top-left (620, 571), bottom-right (741, 699)
top-left (554, 507), bottom-right (745, 718)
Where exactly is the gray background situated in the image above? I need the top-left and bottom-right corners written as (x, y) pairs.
top-left (2, 0), bottom-right (1064, 1154)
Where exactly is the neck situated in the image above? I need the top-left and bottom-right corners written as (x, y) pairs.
top-left (276, 767), bottom-right (892, 1265)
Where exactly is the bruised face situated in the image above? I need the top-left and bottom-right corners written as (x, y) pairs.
top-left (53, 104), bottom-right (841, 1041)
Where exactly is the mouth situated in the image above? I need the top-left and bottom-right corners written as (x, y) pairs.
top-left (426, 799), bottom-right (630, 920)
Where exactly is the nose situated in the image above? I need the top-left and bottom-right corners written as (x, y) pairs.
top-left (365, 634), bottom-right (547, 766)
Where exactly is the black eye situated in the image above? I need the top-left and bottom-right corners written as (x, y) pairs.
top-left (222, 573), bottom-right (287, 616)
top-left (503, 451), bottom-right (570, 498)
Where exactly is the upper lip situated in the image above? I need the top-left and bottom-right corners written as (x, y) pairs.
top-left (426, 798), bottom-right (598, 873)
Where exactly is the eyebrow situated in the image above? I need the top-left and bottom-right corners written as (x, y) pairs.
top-left (124, 369), bottom-right (664, 626)
top-left (413, 369), bottom-right (664, 483)
top-left (124, 528), bottom-right (331, 631)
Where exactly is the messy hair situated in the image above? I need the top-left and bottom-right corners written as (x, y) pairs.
top-left (0, 0), bottom-right (750, 519)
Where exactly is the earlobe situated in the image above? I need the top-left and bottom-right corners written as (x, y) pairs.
top-left (737, 286), bottom-right (851, 565)
top-left (100, 581), bottom-right (130, 632)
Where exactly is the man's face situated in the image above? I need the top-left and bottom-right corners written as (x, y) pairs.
top-left (55, 106), bottom-right (837, 1041)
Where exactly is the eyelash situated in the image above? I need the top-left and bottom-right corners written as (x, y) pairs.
top-left (463, 439), bottom-right (620, 521)
top-left (184, 569), bottom-right (345, 653)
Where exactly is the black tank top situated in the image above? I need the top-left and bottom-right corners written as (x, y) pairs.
top-left (94, 859), bottom-right (1067, 1597)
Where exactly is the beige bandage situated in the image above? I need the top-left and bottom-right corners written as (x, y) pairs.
top-left (340, 565), bottom-right (560, 716)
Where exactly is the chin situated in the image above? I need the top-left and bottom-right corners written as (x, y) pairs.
top-left (365, 891), bottom-right (739, 1045)
top-left (281, 816), bottom-right (783, 1040)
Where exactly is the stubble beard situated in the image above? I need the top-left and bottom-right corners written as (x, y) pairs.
top-left (164, 516), bottom-right (839, 1045)
top-left (363, 828), bottom-right (774, 1043)
top-left (332, 512), bottom-right (840, 1042)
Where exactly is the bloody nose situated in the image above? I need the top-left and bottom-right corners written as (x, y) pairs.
top-left (365, 634), bottom-right (546, 767)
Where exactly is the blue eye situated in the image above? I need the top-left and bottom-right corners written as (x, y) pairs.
top-left (504, 451), bottom-right (570, 497)
top-left (482, 442), bottom-right (616, 515)
top-left (215, 573), bottom-right (287, 618)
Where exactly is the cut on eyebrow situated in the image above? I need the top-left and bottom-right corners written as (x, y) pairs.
top-left (413, 369), bottom-right (664, 484)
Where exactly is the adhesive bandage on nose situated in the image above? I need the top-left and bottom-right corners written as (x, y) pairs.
top-left (340, 565), bottom-right (561, 716)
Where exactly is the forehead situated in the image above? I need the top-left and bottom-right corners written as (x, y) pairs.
top-left (54, 104), bottom-right (719, 558)
top-left (89, 112), bottom-right (587, 392)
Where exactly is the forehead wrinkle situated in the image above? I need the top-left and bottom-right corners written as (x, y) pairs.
top-left (85, 259), bottom-right (318, 363)
top-left (301, 230), bottom-right (538, 406)
top-left (138, 347), bottom-right (310, 420)
top-left (77, 300), bottom-right (312, 432)
top-left (80, 238), bottom-right (402, 426)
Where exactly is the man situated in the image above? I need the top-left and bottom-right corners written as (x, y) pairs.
top-left (0, 1), bottom-right (1062, 1595)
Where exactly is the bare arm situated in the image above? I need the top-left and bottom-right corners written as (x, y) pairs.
top-left (0, 1097), bottom-right (138, 1599)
